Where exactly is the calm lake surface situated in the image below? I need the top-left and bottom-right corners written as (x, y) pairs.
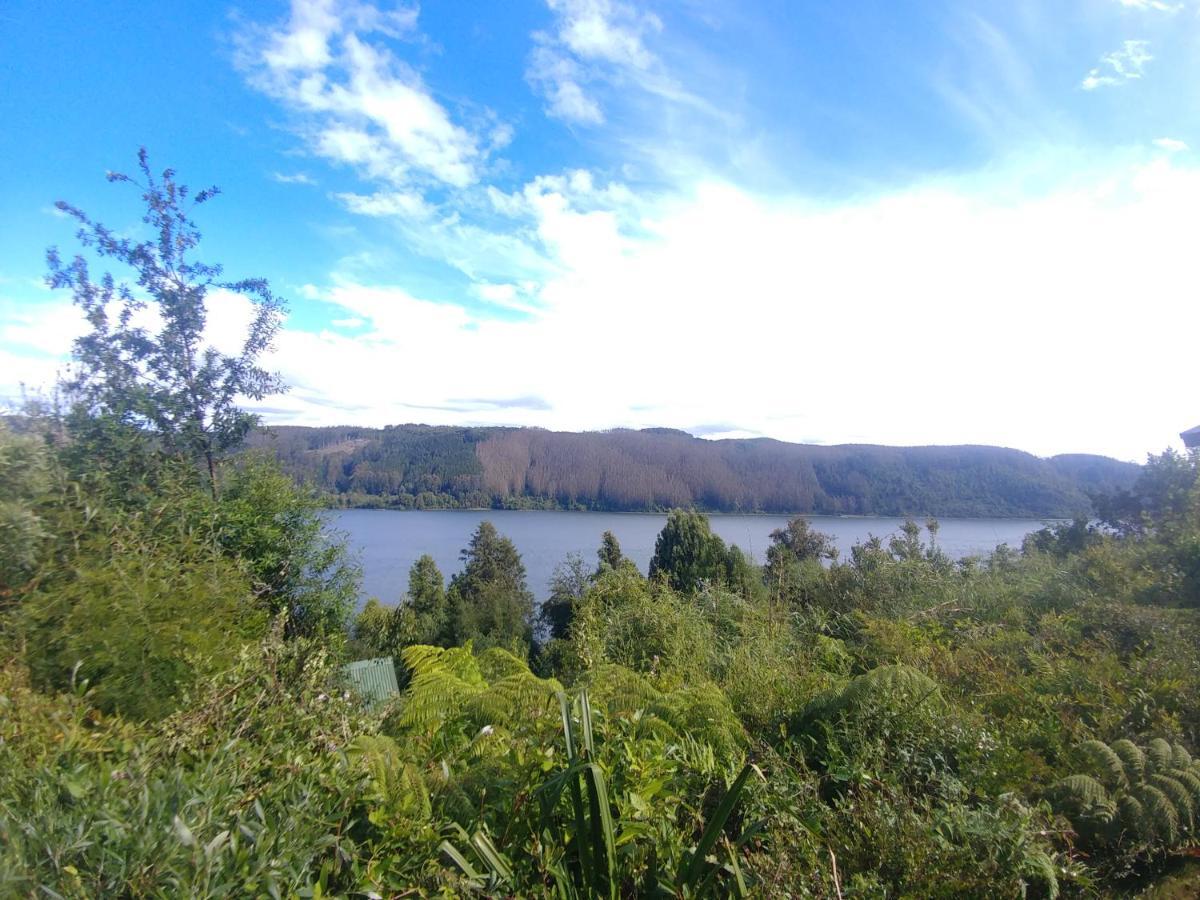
top-left (333, 509), bottom-right (1054, 604)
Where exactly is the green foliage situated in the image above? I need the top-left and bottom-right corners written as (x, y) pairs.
top-left (21, 501), bottom-right (262, 720)
top-left (0, 422), bottom-right (50, 596)
top-left (0, 627), bottom-right (387, 898)
top-left (406, 553), bottom-right (447, 643)
top-left (47, 149), bottom-right (285, 495)
top-left (213, 455), bottom-right (357, 638)
top-left (768, 516), bottom-right (837, 565)
top-left (446, 520), bottom-right (534, 654)
top-left (349, 554), bottom-right (448, 661)
top-left (597, 529), bottom-right (624, 572)
top-left (649, 509), bottom-right (732, 593)
top-left (1050, 736), bottom-right (1200, 871)
top-left (349, 597), bottom-right (396, 659)
top-left (540, 552), bottom-right (591, 641)
top-left (12, 432), bottom-right (1200, 897)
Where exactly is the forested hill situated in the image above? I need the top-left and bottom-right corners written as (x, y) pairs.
top-left (249, 424), bottom-right (1140, 517)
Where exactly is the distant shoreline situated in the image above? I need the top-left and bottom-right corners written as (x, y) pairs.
top-left (323, 505), bottom-right (1063, 523)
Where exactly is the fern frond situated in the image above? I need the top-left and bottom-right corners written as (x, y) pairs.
top-left (346, 734), bottom-right (431, 820)
top-left (464, 723), bottom-right (511, 760)
top-left (1117, 794), bottom-right (1150, 842)
top-left (656, 683), bottom-right (747, 763)
top-left (464, 671), bottom-right (560, 730)
top-left (398, 646), bottom-right (488, 733)
top-left (1172, 742), bottom-right (1193, 770)
top-left (1078, 739), bottom-right (1127, 789)
top-left (841, 664), bottom-right (940, 709)
top-left (1147, 738), bottom-right (1174, 775)
top-left (476, 646), bottom-right (533, 682)
top-left (582, 664), bottom-right (664, 718)
top-left (1171, 768), bottom-right (1200, 809)
top-left (1133, 784), bottom-right (1179, 846)
top-left (1048, 774), bottom-right (1110, 813)
top-left (1112, 739), bottom-right (1145, 784)
top-left (1021, 849), bottom-right (1059, 900)
top-left (1149, 774), bottom-right (1194, 834)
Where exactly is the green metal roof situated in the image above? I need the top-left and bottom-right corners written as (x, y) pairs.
top-left (342, 657), bottom-right (400, 708)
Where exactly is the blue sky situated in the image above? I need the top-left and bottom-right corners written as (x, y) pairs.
top-left (2, 0), bottom-right (1198, 461)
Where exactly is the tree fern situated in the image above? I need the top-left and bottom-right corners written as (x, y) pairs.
top-left (581, 664), bottom-right (665, 718)
top-left (345, 733), bottom-right (432, 822)
top-left (475, 646), bottom-right (535, 682)
top-left (656, 682), bottom-right (746, 764)
top-left (1170, 768), bottom-right (1200, 809)
top-left (1133, 783), bottom-right (1179, 845)
top-left (795, 664), bottom-right (940, 738)
top-left (397, 644), bottom-right (487, 733)
top-left (1148, 774), bottom-right (1194, 834)
top-left (1117, 794), bottom-right (1149, 842)
top-left (1111, 739), bottom-right (1145, 784)
top-left (1021, 849), bottom-right (1060, 900)
top-left (840, 664), bottom-right (940, 710)
top-left (463, 670), bottom-right (561, 732)
top-left (1077, 739), bottom-right (1126, 790)
top-left (1146, 738), bottom-right (1174, 776)
top-left (1051, 737), bottom-right (1200, 855)
top-left (1047, 774), bottom-right (1114, 841)
top-left (1172, 742), bottom-right (1193, 770)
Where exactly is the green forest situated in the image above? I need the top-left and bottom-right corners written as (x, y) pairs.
top-left (253, 424), bottom-right (1139, 518)
top-left (7, 157), bottom-right (1200, 900)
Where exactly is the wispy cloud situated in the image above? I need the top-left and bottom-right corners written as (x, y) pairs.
top-left (526, 0), bottom-right (666, 125)
top-left (272, 171), bottom-right (318, 185)
top-left (931, 13), bottom-right (1051, 144)
top-left (333, 189), bottom-right (432, 218)
top-left (238, 0), bottom-right (493, 191)
top-left (1082, 39), bottom-right (1153, 90)
top-left (1154, 137), bottom-right (1189, 152)
top-left (1116, 0), bottom-right (1183, 12)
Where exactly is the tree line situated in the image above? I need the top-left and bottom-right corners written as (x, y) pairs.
top-left (253, 423), bottom-right (1139, 518)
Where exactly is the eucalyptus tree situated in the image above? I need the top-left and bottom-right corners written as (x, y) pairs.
top-left (46, 148), bottom-right (285, 495)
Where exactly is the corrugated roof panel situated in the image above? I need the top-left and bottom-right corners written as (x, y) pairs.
top-left (342, 657), bottom-right (400, 707)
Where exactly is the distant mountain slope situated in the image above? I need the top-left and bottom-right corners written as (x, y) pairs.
top-left (249, 424), bottom-right (1140, 518)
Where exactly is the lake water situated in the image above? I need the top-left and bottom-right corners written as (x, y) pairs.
top-left (332, 509), bottom-right (1053, 604)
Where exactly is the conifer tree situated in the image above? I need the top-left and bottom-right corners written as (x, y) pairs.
top-left (447, 521), bottom-right (534, 653)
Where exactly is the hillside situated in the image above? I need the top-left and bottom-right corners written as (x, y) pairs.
top-left (250, 424), bottom-right (1140, 517)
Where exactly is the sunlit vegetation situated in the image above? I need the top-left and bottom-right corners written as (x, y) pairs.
top-left (252, 423), bottom-right (1139, 517)
top-left (6, 153), bottom-right (1200, 897)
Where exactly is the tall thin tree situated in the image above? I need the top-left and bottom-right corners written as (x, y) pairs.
top-left (46, 148), bottom-right (285, 495)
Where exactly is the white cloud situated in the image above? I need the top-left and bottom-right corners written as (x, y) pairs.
top-left (334, 189), bottom-right (432, 218)
top-left (1082, 40), bottom-right (1153, 90)
top-left (0, 289), bottom-right (269, 409)
top-left (240, 0), bottom-right (488, 189)
top-left (1153, 137), bottom-right (1189, 152)
top-left (1116, 0), bottom-right (1182, 11)
top-left (272, 171), bottom-right (318, 185)
top-left (471, 282), bottom-right (541, 314)
top-left (550, 0), bottom-right (660, 68)
top-left (527, 0), bottom-right (664, 124)
top-left (0, 299), bottom-right (85, 356)
top-left (527, 46), bottom-right (605, 124)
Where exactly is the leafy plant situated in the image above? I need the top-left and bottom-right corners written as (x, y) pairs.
top-left (1049, 737), bottom-right (1200, 863)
